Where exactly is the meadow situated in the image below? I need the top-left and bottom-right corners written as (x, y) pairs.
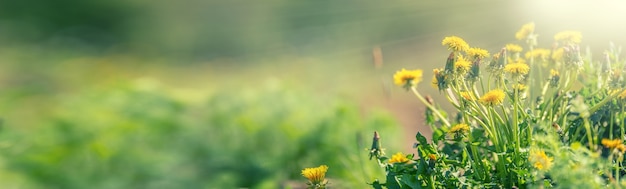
top-left (1, 1), bottom-right (626, 189)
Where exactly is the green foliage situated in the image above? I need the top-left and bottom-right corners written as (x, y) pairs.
top-left (371, 24), bottom-right (626, 188)
top-left (0, 82), bottom-right (401, 188)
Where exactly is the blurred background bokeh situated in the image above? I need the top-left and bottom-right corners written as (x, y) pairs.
top-left (0, 0), bottom-right (625, 188)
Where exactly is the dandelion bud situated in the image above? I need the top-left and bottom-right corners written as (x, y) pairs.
top-left (552, 123), bottom-right (562, 134)
top-left (444, 52), bottom-right (455, 74)
top-left (425, 95), bottom-right (434, 105)
top-left (564, 45), bottom-right (583, 68)
top-left (468, 59), bottom-right (481, 81)
top-left (369, 131), bottom-right (383, 160)
top-left (497, 48), bottom-right (508, 68)
top-left (434, 68), bottom-right (449, 90)
top-left (488, 48), bottom-right (507, 72)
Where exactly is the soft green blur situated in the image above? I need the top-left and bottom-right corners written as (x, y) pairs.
top-left (1, 0), bottom-right (626, 188)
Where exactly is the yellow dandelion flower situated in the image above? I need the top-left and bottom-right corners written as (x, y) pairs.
top-left (388, 152), bottom-right (410, 164)
top-left (504, 62), bottom-right (530, 75)
top-left (442, 36), bottom-right (470, 52)
top-left (459, 91), bottom-right (474, 101)
top-left (301, 165), bottom-right (329, 184)
top-left (393, 68), bottom-right (423, 87)
top-left (515, 22), bottom-right (535, 40)
top-left (513, 84), bottom-right (527, 91)
top-left (529, 149), bottom-right (553, 171)
top-left (554, 31), bottom-right (582, 44)
top-left (466, 47), bottom-right (490, 59)
top-left (619, 89), bottom-right (626, 100)
top-left (479, 89), bottom-right (506, 106)
top-left (449, 123), bottom-right (470, 134)
top-left (505, 44), bottom-right (523, 53)
top-left (428, 154), bottom-right (437, 161)
top-left (550, 69), bottom-right (560, 77)
top-left (525, 48), bottom-right (551, 60)
top-left (455, 55), bottom-right (471, 72)
top-left (602, 138), bottom-right (623, 149)
top-left (552, 48), bottom-right (564, 62)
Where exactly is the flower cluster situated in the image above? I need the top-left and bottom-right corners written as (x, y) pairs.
top-left (372, 22), bottom-right (626, 189)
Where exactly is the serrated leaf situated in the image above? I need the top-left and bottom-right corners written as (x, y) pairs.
top-left (416, 132), bottom-right (428, 146)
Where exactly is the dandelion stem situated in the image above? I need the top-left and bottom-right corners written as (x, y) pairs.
top-left (411, 87), bottom-right (451, 127)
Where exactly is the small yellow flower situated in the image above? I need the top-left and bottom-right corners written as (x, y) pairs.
top-left (525, 48), bottom-right (551, 60)
top-left (459, 91), bottom-right (474, 101)
top-left (529, 149), bottom-right (553, 171)
top-left (505, 44), bottom-right (523, 53)
top-left (393, 68), bottom-right (423, 87)
top-left (515, 22), bottom-right (535, 40)
top-left (479, 89), bottom-right (506, 106)
top-left (301, 165), bottom-right (329, 185)
top-left (442, 36), bottom-right (470, 52)
top-left (388, 152), bottom-right (410, 164)
top-left (455, 55), bottom-right (471, 73)
top-left (512, 84), bottom-right (527, 91)
top-left (428, 154), bottom-right (437, 161)
top-left (466, 47), bottom-right (490, 59)
top-left (552, 48), bottom-right (564, 62)
top-left (554, 31), bottom-right (582, 44)
top-left (504, 62), bottom-right (530, 75)
top-left (550, 69), bottom-right (560, 77)
top-left (602, 138), bottom-right (623, 149)
top-left (449, 123), bottom-right (470, 134)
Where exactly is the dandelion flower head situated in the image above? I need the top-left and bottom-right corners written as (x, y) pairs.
top-left (459, 91), bottom-right (474, 101)
top-left (529, 149), bottom-right (553, 171)
top-left (602, 138), bottom-right (623, 149)
top-left (513, 84), bottom-right (527, 91)
top-left (504, 62), bottom-right (530, 75)
top-left (455, 55), bottom-right (471, 72)
top-left (428, 154), bottom-right (437, 161)
top-left (515, 22), bottom-right (535, 40)
top-left (301, 165), bottom-right (329, 184)
top-left (479, 89), bottom-right (506, 106)
top-left (388, 152), bottom-right (410, 164)
top-left (467, 47), bottom-right (489, 59)
top-left (505, 44), bottom-right (523, 53)
top-left (554, 31), bottom-right (582, 44)
top-left (393, 69), bottom-right (423, 87)
top-left (449, 123), bottom-right (470, 134)
top-left (442, 36), bottom-right (470, 52)
top-left (550, 69), bottom-right (560, 77)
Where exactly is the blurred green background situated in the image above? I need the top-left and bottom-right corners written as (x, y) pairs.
top-left (0, 0), bottom-right (625, 188)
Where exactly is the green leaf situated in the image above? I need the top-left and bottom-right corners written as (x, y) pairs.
top-left (401, 174), bottom-right (422, 189)
top-left (416, 132), bottom-right (428, 146)
top-left (371, 180), bottom-right (384, 189)
top-left (386, 174), bottom-right (402, 189)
